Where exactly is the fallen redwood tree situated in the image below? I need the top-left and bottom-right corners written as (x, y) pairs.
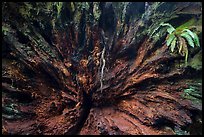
top-left (2, 2), bottom-right (202, 135)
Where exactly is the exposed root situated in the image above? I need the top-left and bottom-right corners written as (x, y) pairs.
top-left (100, 46), bottom-right (106, 93)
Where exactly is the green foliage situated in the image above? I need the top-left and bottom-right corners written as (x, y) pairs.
top-left (93, 2), bottom-right (101, 21)
top-left (188, 50), bottom-right (202, 70)
top-left (155, 20), bottom-right (200, 66)
top-left (56, 2), bottom-right (63, 17)
top-left (180, 78), bottom-right (202, 107)
top-left (166, 33), bottom-right (176, 47)
top-left (180, 32), bottom-right (194, 48)
top-left (170, 36), bottom-right (177, 52)
top-left (182, 29), bottom-right (200, 47)
top-left (174, 126), bottom-right (189, 135)
top-left (2, 26), bottom-right (10, 35)
top-left (181, 85), bottom-right (202, 104)
top-left (167, 27), bottom-right (175, 34)
top-left (18, 3), bottom-right (33, 18)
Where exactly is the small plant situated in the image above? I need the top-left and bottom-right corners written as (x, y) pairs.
top-left (56, 2), bottom-right (63, 17)
top-left (163, 23), bottom-right (200, 65)
top-left (152, 19), bottom-right (200, 65)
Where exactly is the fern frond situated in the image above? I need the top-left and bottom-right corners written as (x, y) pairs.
top-left (182, 29), bottom-right (195, 38)
top-left (183, 29), bottom-right (200, 47)
top-left (166, 34), bottom-right (176, 47)
top-left (192, 33), bottom-right (200, 47)
top-left (167, 27), bottom-right (175, 34)
top-left (178, 44), bottom-right (183, 54)
top-left (181, 32), bottom-right (195, 48)
top-left (170, 36), bottom-right (177, 52)
top-left (183, 44), bottom-right (189, 66)
top-left (180, 37), bottom-right (187, 57)
top-left (160, 23), bottom-right (176, 34)
top-left (160, 23), bottom-right (175, 29)
top-left (178, 37), bottom-right (185, 55)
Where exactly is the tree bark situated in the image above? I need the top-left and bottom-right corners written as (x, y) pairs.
top-left (2, 2), bottom-right (202, 135)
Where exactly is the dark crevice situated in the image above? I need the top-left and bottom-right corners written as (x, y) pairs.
top-left (65, 91), bottom-right (92, 135)
top-left (152, 117), bottom-right (176, 130)
top-left (2, 88), bottom-right (33, 104)
top-left (187, 110), bottom-right (202, 135)
top-left (16, 30), bottom-right (30, 45)
top-left (37, 62), bottom-right (62, 90)
top-left (2, 40), bottom-right (12, 58)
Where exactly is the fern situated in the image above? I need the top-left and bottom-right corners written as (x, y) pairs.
top-left (192, 33), bottom-right (200, 47)
top-left (166, 34), bottom-right (176, 47)
top-left (183, 44), bottom-right (188, 65)
top-left (182, 29), bottom-right (195, 39)
top-left (167, 27), bottom-right (175, 34)
top-left (159, 23), bottom-right (176, 34)
top-left (170, 36), bottom-right (177, 53)
top-left (178, 37), bottom-right (185, 55)
top-left (180, 32), bottom-right (195, 48)
top-left (150, 22), bottom-right (175, 38)
top-left (153, 20), bottom-right (200, 66)
top-left (160, 23), bottom-right (175, 29)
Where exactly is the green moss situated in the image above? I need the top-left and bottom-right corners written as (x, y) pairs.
top-left (70, 2), bottom-right (75, 12)
top-left (174, 126), bottom-right (189, 135)
top-left (181, 81), bottom-right (202, 106)
top-left (82, 2), bottom-right (90, 11)
top-left (46, 2), bottom-right (53, 11)
top-left (188, 51), bottom-right (202, 70)
top-left (93, 2), bottom-right (101, 22)
top-left (18, 3), bottom-right (33, 18)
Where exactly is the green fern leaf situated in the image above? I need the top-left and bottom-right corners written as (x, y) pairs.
top-left (183, 29), bottom-right (200, 47)
top-left (160, 23), bottom-right (175, 29)
top-left (167, 27), bottom-right (175, 34)
top-left (181, 32), bottom-right (195, 48)
top-left (160, 23), bottom-right (175, 34)
top-left (192, 33), bottom-right (200, 47)
top-left (166, 34), bottom-right (176, 47)
top-left (182, 29), bottom-right (195, 38)
top-left (170, 36), bottom-right (177, 52)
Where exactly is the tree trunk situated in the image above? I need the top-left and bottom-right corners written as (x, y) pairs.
top-left (2, 2), bottom-right (202, 135)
